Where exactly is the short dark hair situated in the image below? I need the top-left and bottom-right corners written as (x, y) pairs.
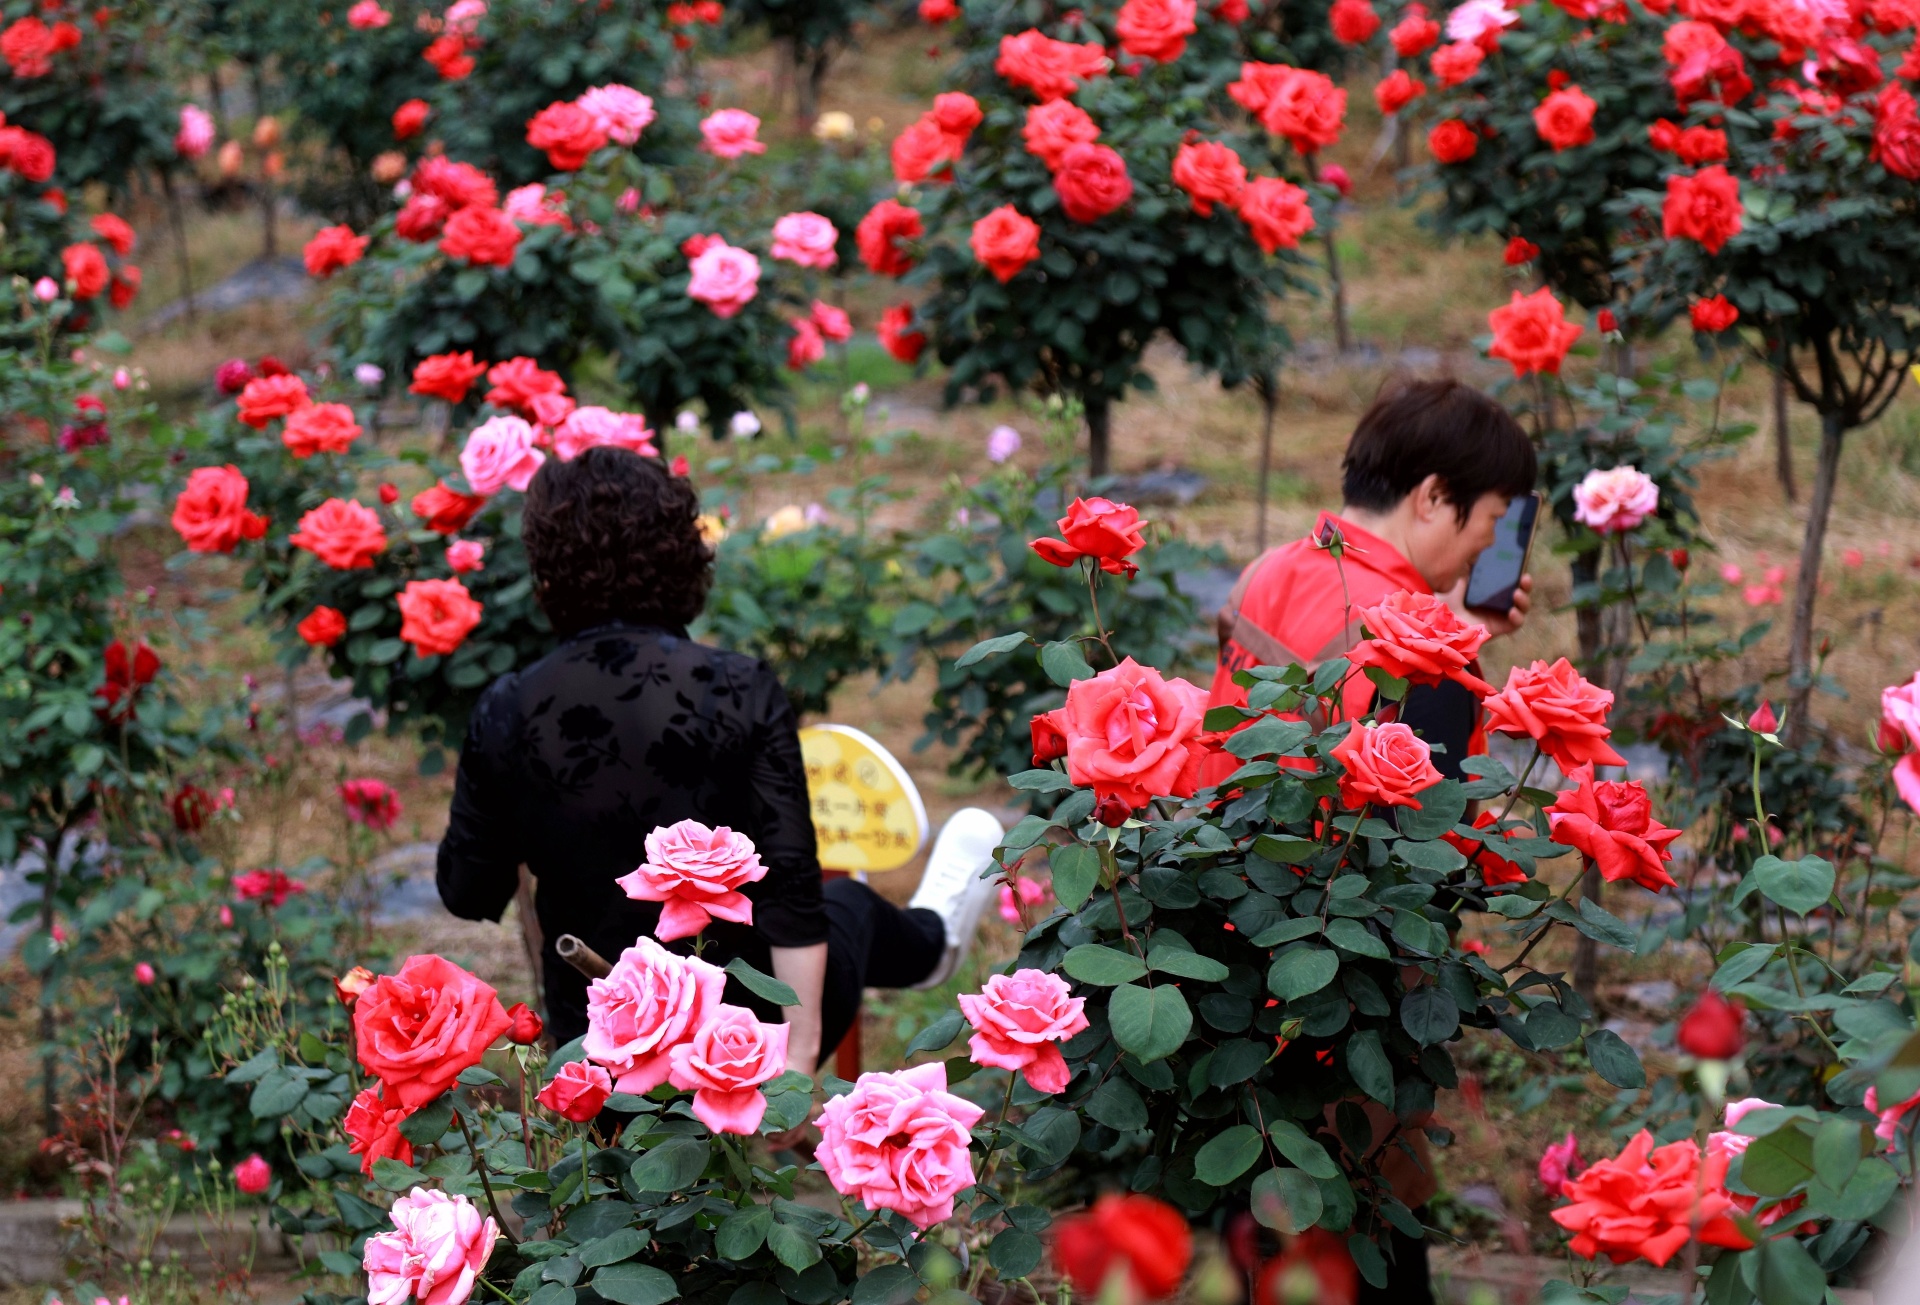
top-left (1340, 379), bottom-right (1537, 521)
top-left (522, 447), bottom-right (713, 637)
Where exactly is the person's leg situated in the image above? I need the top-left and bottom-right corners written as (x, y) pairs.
top-left (904, 807), bottom-right (1005, 988)
top-left (1355, 1218), bottom-right (1434, 1305)
top-left (823, 876), bottom-right (945, 989)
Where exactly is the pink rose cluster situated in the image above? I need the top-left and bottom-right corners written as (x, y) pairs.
top-left (615, 819), bottom-right (768, 940)
top-left (363, 1187), bottom-right (498, 1305)
top-left (958, 968), bottom-right (1088, 1093)
top-left (553, 406), bottom-right (657, 460)
top-left (1572, 465), bottom-right (1659, 534)
top-left (817, 1063), bottom-right (984, 1227)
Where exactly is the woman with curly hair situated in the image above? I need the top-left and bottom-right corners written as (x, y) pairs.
top-left (435, 447), bottom-right (1000, 1071)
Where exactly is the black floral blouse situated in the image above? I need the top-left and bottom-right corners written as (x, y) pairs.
top-left (436, 622), bottom-right (825, 1045)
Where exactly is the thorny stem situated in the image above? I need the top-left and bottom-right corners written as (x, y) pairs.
top-left (1083, 559), bottom-right (1118, 667)
top-left (454, 1108), bottom-right (509, 1230)
top-left (1320, 804), bottom-right (1373, 934)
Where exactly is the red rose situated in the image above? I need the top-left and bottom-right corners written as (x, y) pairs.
top-left (1675, 990), bottom-right (1745, 1059)
top-left (1545, 764), bottom-right (1682, 893)
top-left (1596, 307), bottom-right (1619, 334)
top-left (414, 156), bottom-right (498, 210)
top-left (1237, 177), bottom-right (1315, 252)
top-left (995, 29), bottom-right (1109, 101)
top-left (0, 125), bottom-right (56, 181)
top-left (1374, 68), bottom-right (1425, 115)
top-left (1488, 286), bottom-right (1582, 376)
top-left (1330, 720), bottom-right (1443, 809)
top-left (62, 243), bottom-right (109, 300)
top-left (1429, 40), bottom-right (1484, 86)
top-left (1436, 117), bottom-right (1474, 162)
top-left (1214, 0), bottom-right (1251, 20)
top-left (1503, 235), bottom-right (1539, 264)
top-left (89, 213), bottom-right (135, 257)
top-left (1330, 0), bottom-right (1381, 43)
top-left (892, 115), bottom-right (958, 184)
top-left (1023, 99), bottom-right (1101, 168)
top-left (395, 193), bottom-right (451, 242)
top-left (1390, 6), bottom-right (1441, 55)
top-left (411, 482), bottom-right (487, 534)
top-left (282, 402), bottom-right (363, 458)
top-left (297, 605), bottom-right (348, 648)
top-left (506, 1002), bottom-right (545, 1045)
top-left (537, 1059), bottom-right (613, 1122)
top-left (344, 1086), bottom-right (415, 1176)
top-left (95, 639), bottom-right (159, 722)
top-left (1235, 65), bottom-right (1345, 154)
top-left (877, 303), bottom-right (926, 363)
top-left (397, 578), bottom-right (484, 657)
top-left (172, 465), bottom-right (268, 553)
top-left (424, 32), bottom-right (474, 79)
top-left (1032, 712), bottom-right (1070, 764)
top-left (410, 351), bottom-right (488, 404)
top-left (1442, 810), bottom-right (1532, 886)
top-left (1663, 21), bottom-right (1751, 106)
top-left (1874, 82), bottom-right (1920, 178)
top-left (1675, 124), bottom-right (1729, 164)
top-left (1690, 295), bottom-right (1739, 331)
top-left (171, 784), bottom-right (218, 833)
top-left (485, 356), bottom-right (566, 414)
top-left (234, 869), bottom-right (306, 908)
top-left (440, 205), bottom-right (521, 266)
top-left (109, 266), bottom-right (141, 310)
top-left (1348, 589), bottom-right (1493, 693)
top-left (392, 98), bottom-right (430, 141)
top-left (1255, 1232), bottom-right (1357, 1305)
top-left (1533, 84), bottom-right (1597, 150)
top-left (857, 198), bottom-right (924, 276)
top-left (1553, 1131), bottom-right (1752, 1266)
top-left (1116, 0), bottom-right (1198, 62)
top-left (1170, 140), bottom-right (1246, 215)
top-left (352, 954), bottom-right (512, 1108)
top-left (527, 100), bottom-right (609, 171)
top-left (1483, 657), bottom-right (1626, 772)
top-left (1054, 1194), bottom-right (1193, 1301)
top-left (969, 205), bottom-right (1042, 282)
top-left (302, 225), bottom-right (368, 279)
top-left (236, 373), bottom-right (311, 427)
top-left (1662, 165), bottom-right (1741, 254)
top-left (931, 92), bottom-right (983, 147)
top-left (921, 0), bottom-right (960, 20)
top-left (1042, 658), bottom-right (1208, 809)
top-left (291, 498), bottom-right (387, 570)
top-left (1030, 496), bottom-right (1148, 577)
top-left (1053, 142), bottom-right (1132, 222)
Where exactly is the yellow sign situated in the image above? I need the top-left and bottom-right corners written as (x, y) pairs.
top-left (799, 724), bottom-right (928, 873)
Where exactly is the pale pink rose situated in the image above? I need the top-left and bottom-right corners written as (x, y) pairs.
top-left (616, 819), bottom-right (767, 940)
top-left (816, 1062), bottom-right (984, 1228)
top-left (583, 936), bottom-right (727, 1093)
top-left (577, 84), bottom-right (655, 145)
top-left (957, 969), bottom-right (1088, 1093)
top-left (1445, 0), bottom-right (1517, 42)
top-left (770, 212), bottom-right (839, 268)
top-left (446, 540), bottom-right (484, 573)
top-left (687, 242), bottom-right (761, 319)
top-left (459, 415), bottom-right (545, 495)
top-left (998, 876), bottom-right (1050, 923)
top-left (445, 0), bottom-right (487, 35)
top-left (667, 1004), bottom-right (791, 1134)
top-left (701, 109), bottom-right (767, 159)
top-left (1719, 563), bottom-right (1744, 584)
top-left (32, 277), bottom-right (58, 302)
top-left (1706, 1097), bottom-right (1779, 1157)
top-left (552, 405), bottom-right (658, 461)
top-left (536, 1058), bottom-right (613, 1122)
top-left (176, 105), bottom-right (215, 159)
top-left (363, 1187), bottom-right (498, 1305)
top-left (1537, 1131), bottom-right (1583, 1196)
top-left (1573, 465), bottom-right (1659, 534)
top-left (347, 0), bottom-right (392, 27)
top-left (502, 184), bottom-right (569, 228)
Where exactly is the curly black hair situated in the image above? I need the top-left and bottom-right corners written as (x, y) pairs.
top-left (522, 447), bottom-right (713, 637)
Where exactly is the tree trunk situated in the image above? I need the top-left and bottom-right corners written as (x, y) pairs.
top-left (250, 61), bottom-right (275, 258)
top-left (1322, 222), bottom-right (1351, 355)
top-left (1773, 372), bottom-right (1797, 504)
top-left (1786, 409), bottom-right (1846, 742)
top-left (1572, 548), bottom-right (1603, 671)
top-left (1255, 377), bottom-right (1278, 555)
top-left (161, 170), bottom-right (196, 323)
top-left (1086, 392), bottom-right (1112, 479)
top-left (799, 47), bottom-right (829, 129)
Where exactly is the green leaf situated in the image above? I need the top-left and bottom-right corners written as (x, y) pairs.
top-left (1345, 1029), bottom-right (1393, 1106)
top-left (725, 958), bottom-right (799, 1007)
top-left (851, 1265), bottom-right (919, 1305)
top-left (1808, 1154), bottom-right (1898, 1222)
top-left (1749, 855), bottom-right (1835, 917)
top-left (1582, 1029), bottom-right (1646, 1089)
top-left (1249, 1166), bottom-right (1324, 1234)
top-left (630, 1137), bottom-right (711, 1192)
top-left (1267, 1121), bottom-right (1340, 1179)
top-left (1393, 839), bottom-right (1467, 874)
top-left (400, 1098), bottom-right (454, 1145)
top-left (1712, 942), bottom-right (1778, 990)
top-left (715, 1205), bottom-right (772, 1260)
top-left (1225, 717), bottom-right (1311, 760)
top-left (1193, 1124), bottom-right (1264, 1187)
top-left (1752, 1235), bottom-right (1826, 1305)
top-left (1400, 988), bottom-right (1459, 1046)
top-left (954, 632), bottom-right (1029, 668)
top-left (1108, 984), bottom-right (1191, 1063)
top-left (1268, 947), bottom-right (1339, 1002)
top-left (1085, 1078), bottom-right (1148, 1131)
top-left (1040, 640), bottom-right (1096, 686)
top-left (906, 1010), bottom-right (965, 1058)
top-left (989, 1229), bottom-right (1043, 1279)
top-left (592, 1265), bottom-right (679, 1305)
top-left (581, 1229), bottom-right (650, 1267)
top-left (1392, 780), bottom-right (1466, 840)
top-left (1050, 845), bottom-right (1101, 911)
top-left (249, 1068), bottom-right (309, 1119)
top-left (1065, 944), bottom-right (1149, 986)
top-left (371, 1156), bottom-right (429, 1191)
top-left (766, 1221), bottom-right (822, 1272)
top-left (1810, 1116), bottom-right (1864, 1192)
top-left (1574, 897), bottom-right (1638, 950)
top-left (1740, 1126), bottom-right (1815, 1196)
top-left (1147, 946), bottom-right (1230, 981)
top-left (1325, 919), bottom-right (1390, 961)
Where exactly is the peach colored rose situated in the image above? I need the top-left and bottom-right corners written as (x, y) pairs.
top-left (1038, 657), bottom-right (1208, 810)
top-left (1488, 287), bottom-right (1582, 376)
top-left (1481, 657), bottom-right (1626, 772)
top-left (666, 1003), bottom-right (790, 1134)
top-left (363, 1187), bottom-right (499, 1305)
top-left (1551, 1132), bottom-right (1750, 1267)
top-left (290, 498), bottom-right (387, 570)
top-left (460, 415), bottom-right (545, 494)
top-left (1331, 720), bottom-right (1443, 809)
top-left (397, 578), bottom-right (483, 657)
top-left (816, 1062), bottom-right (984, 1228)
top-left (1573, 465), bottom-right (1659, 534)
top-left (1546, 764), bottom-right (1681, 893)
top-left (584, 937), bottom-right (727, 1093)
top-left (282, 402), bottom-right (363, 458)
top-left (537, 1059), bottom-right (613, 1122)
top-left (344, 1086), bottom-right (414, 1176)
top-left (1347, 588), bottom-right (1492, 693)
top-left (616, 819), bottom-right (768, 941)
top-left (958, 969), bottom-right (1088, 1093)
top-left (352, 954), bottom-right (513, 1108)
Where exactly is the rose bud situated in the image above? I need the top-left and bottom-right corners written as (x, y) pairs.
top-left (334, 965), bottom-right (376, 1008)
top-left (1597, 308), bottom-right (1618, 333)
top-left (1031, 711), bottom-right (1069, 765)
top-left (507, 1001), bottom-right (544, 1045)
top-left (538, 1058), bottom-right (613, 1122)
top-left (1094, 793), bottom-right (1134, 827)
top-left (1676, 989), bottom-right (1745, 1060)
top-left (1669, 548), bottom-right (1689, 571)
top-left (1747, 701), bottom-right (1777, 734)
top-left (379, 482), bottom-right (400, 505)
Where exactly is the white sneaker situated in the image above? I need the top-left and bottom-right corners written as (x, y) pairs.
top-left (907, 807), bottom-right (1006, 990)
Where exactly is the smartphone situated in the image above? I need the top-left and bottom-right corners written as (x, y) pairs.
top-left (1465, 491), bottom-right (1540, 615)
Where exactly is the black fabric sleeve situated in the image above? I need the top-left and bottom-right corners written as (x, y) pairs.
top-left (739, 661), bottom-right (828, 947)
top-left (435, 675), bottom-right (527, 923)
top-left (1397, 680), bottom-right (1479, 783)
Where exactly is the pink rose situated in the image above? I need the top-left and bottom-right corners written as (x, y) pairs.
top-left (503, 183), bottom-right (570, 229)
top-left (577, 84), bottom-right (655, 145)
top-left (1037, 657), bottom-right (1209, 811)
top-left (1879, 672), bottom-right (1920, 814)
top-left (537, 1058), bottom-right (614, 1123)
top-left (1706, 1097), bottom-right (1778, 1157)
top-left (957, 969), bottom-right (1088, 1093)
top-left (1331, 720), bottom-right (1443, 809)
top-left (134, 960), bottom-right (157, 985)
top-left (771, 211), bottom-right (839, 268)
top-left (816, 1062), bottom-right (984, 1228)
top-left (583, 937), bottom-right (727, 1093)
top-left (701, 109), bottom-right (766, 159)
top-left (552, 405), bottom-right (657, 461)
top-left (1446, 0), bottom-right (1517, 44)
top-left (347, 0), bottom-right (391, 26)
top-left (1538, 1132), bottom-right (1584, 1197)
top-left (176, 105), bottom-right (214, 158)
top-left (446, 540), bottom-right (485, 573)
top-left (233, 1152), bottom-right (271, 1194)
top-left (459, 415), bottom-right (545, 495)
top-left (1866, 1084), bottom-right (1920, 1147)
top-left (616, 819), bottom-right (767, 940)
top-left (1573, 465), bottom-right (1659, 534)
top-left (364, 1187), bottom-right (498, 1305)
top-left (687, 242), bottom-right (761, 318)
top-left (667, 1003), bottom-right (791, 1134)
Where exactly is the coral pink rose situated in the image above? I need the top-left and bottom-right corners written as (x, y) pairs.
top-left (415, 157), bottom-right (498, 211)
top-left (811, 300), bottom-right (852, 342)
top-left (393, 98), bottom-right (430, 139)
top-left (363, 1187), bottom-right (498, 1305)
top-left (857, 199), bottom-right (924, 276)
top-left (397, 578), bottom-right (483, 657)
top-left (537, 1059), bottom-right (614, 1122)
top-left (892, 114), bottom-right (959, 183)
top-left (347, 0), bottom-right (391, 27)
top-left (290, 498), bottom-right (387, 570)
top-left (816, 1062), bottom-right (984, 1228)
top-left (1237, 177), bottom-right (1315, 253)
top-left (1116, 0), bottom-right (1198, 61)
top-left (460, 415), bottom-right (545, 495)
top-left (1024, 100), bottom-right (1101, 169)
top-left (700, 108), bottom-right (765, 158)
top-left (344, 1086), bottom-right (415, 1176)
top-left (1053, 142), bottom-right (1132, 222)
top-left (687, 241), bottom-right (762, 318)
top-left (958, 969), bottom-right (1088, 1093)
top-left (446, 539), bottom-right (485, 573)
top-left (172, 465), bottom-right (268, 553)
top-left (298, 605), bottom-right (348, 648)
top-left (1347, 588), bottom-right (1492, 693)
top-left (577, 84), bottom-right (655, 145)
top-left (236, 373), bottom-right (311, 427)
top-left (969, 205), bottom-right (1042, 282)
top-left (1054, 1194), bottom-right (1193, 1300)
top-left (1481, 657), bottom-right (1626, 772)
top-left (583, 937), bottom-right (727, 1093)
top-left (1029, 495), bottom-right (1148, 576)
top-left (1534, 84), bottom-right (1597, 150)
top-left (788, 318), bottom-right (826, 370)
top-left (1171, 140), bottom-right (1246, 215)
top-left (303, 224), bottom-right (368, 278)
top-left (412, 483), bottom-right (487, 535)
top-left (995, 29), bottom-right (1108, 101)
top-left (771, 211), bottom-right (839, 268)
top-left (1038, 657), bottom-right (1208, 810)
top-left (1442, 810), bottom-right (1531, 886)
top-left (667, 1003), bottom-right (791, 1134)
top-left (1573, 465), bottom-right (1660, 534)
top-left (1391, 6), bottom-right (1441, 54)
top-left (353, 955), bottom-right (513, 1108)
top-left (552, 406), bottom-right (656, 460)
top-left (1488, 287), bottom-right (1582, 376)
top-left (439, 205), bottom-right (520, 266)
top-left (1551, 1132), bottom-right (1751, 1267)
top-left (526, 100), bottom-right (608, 171)
top-left (1546, 764), bottom-right (1682, 893)
top-left (411, 352), bottom-right (487, 404)
top-left (617, 819), bottom-right (768, 940)
top-left (1428, 117), bottom-right (1478, 162)
top-left (282, 402), bottom-right (363, 458)
top-left (1331, 720), bottom-right (1443, 809)
top-left (484, 356), bottom-right (565, 414)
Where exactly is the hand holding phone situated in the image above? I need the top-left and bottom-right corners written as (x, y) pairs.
top-left (1465, 492), bottom-right (1540, 617)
